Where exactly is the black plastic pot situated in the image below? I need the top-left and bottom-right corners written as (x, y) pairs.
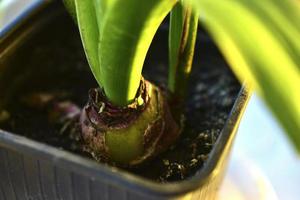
top-left (0, 2), bottom-right (250, 200)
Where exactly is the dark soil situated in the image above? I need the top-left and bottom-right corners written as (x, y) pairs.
top-left (0, 8), bottom-right (240, 182)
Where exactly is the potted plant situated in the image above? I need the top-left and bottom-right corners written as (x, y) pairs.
top-left (0, 0), bottom-right (298, 200)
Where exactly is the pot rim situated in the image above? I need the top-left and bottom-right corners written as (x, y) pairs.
top-left (0, 0), bottom-right (44, 39)
top-left (0, 1), bottom-right (250, 197)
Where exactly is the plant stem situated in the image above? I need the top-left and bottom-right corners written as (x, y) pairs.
top-left (168, 3), bottom-right (198, 116)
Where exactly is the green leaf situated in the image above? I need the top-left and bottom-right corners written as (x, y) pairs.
top-left (92, 0), bottom-right (111, 31)
top-left (188, 0), bottom-right (300, 151)
top-left (74, 0), bottom-right (102, 86)
top-left (99, 0), bottom-right (177, 106)
top-left (168, 2), bottom-right (184, 93)
top-left (236, 0), bottom-right (300, 68)
top-left (168, 2), bottom-right (198, 122)
top-left (168, 2), bottom-right (198, 98)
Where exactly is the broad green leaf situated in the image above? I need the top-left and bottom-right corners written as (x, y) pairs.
top-left (74, 0), bottom-right (102, 86)
top-left (189, 0), bottom-right (300, 151)
top-left (237, 0), bottom-right (300, 68)
top-left (99, 0), bottom-right (177, 106)
top-left (92, 0), bottom-right (112, 31)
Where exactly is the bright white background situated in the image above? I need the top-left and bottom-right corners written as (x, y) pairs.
top-left (1, 1), bottom-right (299, 199)
top-left (219, 94), bottom-right (300, 200)
top-left (0, 0), bottom-right (40, 30)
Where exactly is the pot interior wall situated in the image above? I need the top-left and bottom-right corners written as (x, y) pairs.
top-left (0, 3), bottom-right (241, 182)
